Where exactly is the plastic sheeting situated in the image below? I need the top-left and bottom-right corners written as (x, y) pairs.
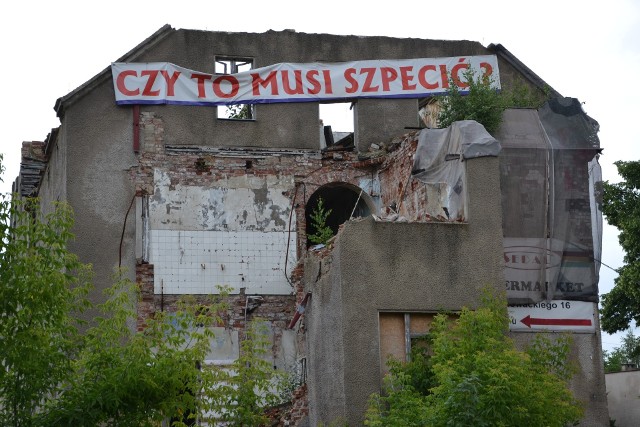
top-left (412, 120), bottom-right (501, 221)
top-left (411, 99), bottom-right (602, 304)
top-left (499, 98), bottom-right (602, 304)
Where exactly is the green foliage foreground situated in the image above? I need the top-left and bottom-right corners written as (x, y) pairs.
top-left (365, 292), bottom-right (583, 427)
top-left (0, 156), bottom-right (287, 427)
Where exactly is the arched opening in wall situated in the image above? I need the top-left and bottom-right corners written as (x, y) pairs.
top-left (305, 182), bottom-right (374, 246)
top-left (319, 102), bottom-right (354, 149)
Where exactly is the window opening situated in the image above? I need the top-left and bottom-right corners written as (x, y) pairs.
top-left (215, 57), bottom-right (254, 120)
top-left (319, 102), bottom-right (354, 149)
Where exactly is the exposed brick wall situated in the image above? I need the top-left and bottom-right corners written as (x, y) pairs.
top-left (132, 112), bottom-right (434, 424)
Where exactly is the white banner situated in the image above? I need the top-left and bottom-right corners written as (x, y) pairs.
top-left (111, 55), bottom-right (500, 106)
top-left (508, 300), bottom-right (596, 333)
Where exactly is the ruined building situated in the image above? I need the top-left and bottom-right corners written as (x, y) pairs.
top-left (13, 25), bottom-right (608, 425)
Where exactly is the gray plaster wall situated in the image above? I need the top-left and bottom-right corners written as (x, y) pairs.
top-left (61, 82), bottom-right (137, 320)
top-left (304, 254), bottom-right (347, 423)
top-left (37, 133), bottom-right (67, 215)
top-left (305, 157), bottom-right (505, 426)
top-left (606, 370), bottom-right (640, 427)
top-left (510, 319), bottom-right (610, 426)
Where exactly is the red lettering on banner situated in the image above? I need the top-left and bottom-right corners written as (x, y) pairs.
top-left (418, 65), bottom-right (438, 90)
top-left (344, 68), bottom-right (358, 94)
top-left (213, 75), bottom-right (239, 98)
top-left (399, 66), bottom-right (416, 90)
top-left (380, 67), bottom-right (398, 92)
top-left (451, 58), bottom-right (469, 88)
top-left (361, 68), bottom-right (379, 92)
top-left (481, 62), bottom-right (493, 79)
top-left (306, 70), bottom-right (321, 94)
top-left (439, 64), bottom-right (449, 89)
top-left (252, 71), bottom-right (279, 95)
top-left (116, 70), bottom-right (139, 96)
top-left (160, 70), bottom-right (181, 96)
top-left (191, 73), bottom-right (212, 98)
top-left (322, 70), bottom-right (333, 94)
top-left (113, 56), bottom-right (498, 104)
top-left (282, 70), bottom-right (304, 95)
top-left (141, 70), bottom-right (160, 96)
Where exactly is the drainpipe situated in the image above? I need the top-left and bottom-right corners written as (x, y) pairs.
top-left (133, 105), bottom-right (140, 153)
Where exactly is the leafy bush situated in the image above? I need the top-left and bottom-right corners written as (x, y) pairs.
top-left (0, 155), bottom-right (286, 427)
top-left (365, 290), bottom-right (583, 427)
top-left (437, 68), bottom-right (547, 134)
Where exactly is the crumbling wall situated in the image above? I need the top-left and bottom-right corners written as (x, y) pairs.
top-left (305, 155), bottom-right (505, 426)
top-left (135, 111), bottom-right (313, 370)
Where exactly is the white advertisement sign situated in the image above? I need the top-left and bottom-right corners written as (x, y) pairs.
top-left (508, 300), bottom-right (596, 333)
top-left (504, 237), bottom-right (596, 301)
top-left (111, 55), bottom-right (500, 106)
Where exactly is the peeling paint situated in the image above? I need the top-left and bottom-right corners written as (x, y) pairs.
top-left (150, 168), bottom-right (295, 232)
top-left (148, 168), bottom-right (298, 295)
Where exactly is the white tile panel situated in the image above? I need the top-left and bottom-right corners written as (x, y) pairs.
top-left (150, 229), bottom-right (297, 295)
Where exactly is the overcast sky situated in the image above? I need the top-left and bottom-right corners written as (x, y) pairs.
top-left (1, 0), bottom-right (638, 351)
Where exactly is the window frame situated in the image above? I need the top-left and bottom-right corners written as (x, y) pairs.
top-left (214, 56), bottom-right (255, 121)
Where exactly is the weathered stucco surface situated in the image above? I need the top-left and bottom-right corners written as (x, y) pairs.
top-left (305, 156), bottom-right (506, 425)
top-left (606, 370), bottom-right (640, 427)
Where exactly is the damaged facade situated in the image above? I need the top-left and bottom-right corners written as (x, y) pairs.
top-left (14, 25), bottom-right (608, 425)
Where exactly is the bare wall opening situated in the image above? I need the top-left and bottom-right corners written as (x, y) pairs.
top-left (319, 102), bottom-right (354, 149)
top-left (305, 182), bottom-right (374, 246)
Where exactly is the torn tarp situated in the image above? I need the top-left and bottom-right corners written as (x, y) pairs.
top-left (412, 120), bottom-right (501, 221)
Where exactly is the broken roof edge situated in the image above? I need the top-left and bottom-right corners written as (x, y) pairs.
top-left (487, 43), bottom-right (562, 99)
top-left (54, 24), bottom-right (175, 119)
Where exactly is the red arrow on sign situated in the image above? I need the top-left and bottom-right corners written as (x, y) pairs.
top-left (520, 315), bottom-right (592, 328)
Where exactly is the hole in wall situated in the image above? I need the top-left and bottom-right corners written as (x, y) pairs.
top-left (305, 182), bottom-right (374, 246)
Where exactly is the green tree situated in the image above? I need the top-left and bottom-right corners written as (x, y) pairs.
top-left (603, 347), bottom-right (625, 374)
top-left (36, 277), bottom-right (225, 427)
top-left (0, 158), bottom-right (92, 426)
top-left (308, 197), bottom-right (334, 245)
top-left (207, 320), bottom-right (286, 426)
top-left (0, 156), bottom-right (286, 427)
top-left (437, 68), bottom-right (547, 134)
top-left (226, 104), bottom-right (252, 119)
top-left (600, 161), bottom-right (640, 337)
top-left (603, 330), bottom-right (640, 373)
top-left (365, 291), bottom-right (583, 427)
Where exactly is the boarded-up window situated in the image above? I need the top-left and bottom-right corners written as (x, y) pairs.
top-left (378, 312), bottom-right (435, 379)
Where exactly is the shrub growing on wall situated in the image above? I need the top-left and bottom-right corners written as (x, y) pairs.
top-left (437, 68), bottom-right (547, 134)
